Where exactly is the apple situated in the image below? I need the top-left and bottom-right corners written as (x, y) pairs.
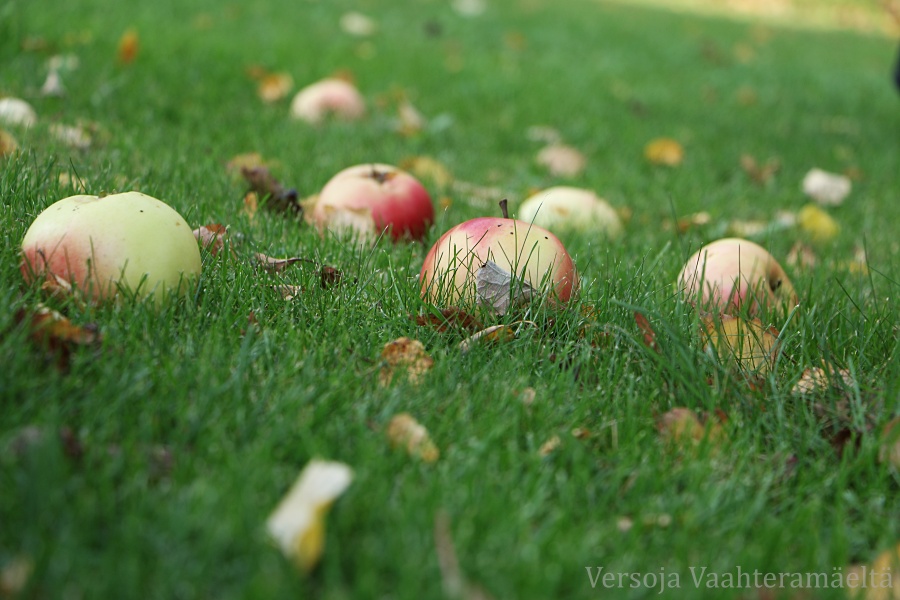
top-left (290, 78), bottom-right (365, 124)
top-left (517, 186), bottom-right (623, 239)
top-left (677, 237), bottom-right (796, 317)
top-left (21, 191), bottom-right (201, 303)
top-left (0, 97), bottom-right (37, 128)
top-left (312, 163), bottom-right (434, 242)
top-left (420, 207), bottom-right (578, 310)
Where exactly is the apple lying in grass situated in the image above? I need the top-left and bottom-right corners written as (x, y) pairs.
top-left (20, 191), bottom-right (201, 303)
top-left (312, 163), bottom-right (434, 242)
top-left (420, 201), bottom-right (578, 313)
top-left (290, 78), bottom-right (365, 124)
top-left (677, 237), bottom-right (796, 317)
top-left (517, 186), bottom-right (623, 239)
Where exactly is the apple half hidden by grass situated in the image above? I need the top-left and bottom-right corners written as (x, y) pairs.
top-left (517, 186), bottom-right (623, 239)
top-left (20, 191), bottom-right (201, 303)
top-left (312, 163), bottom-right (434, 243)
top-left (677, 237), bottom-right (796, 318)
top-left (420, 208), bottom-right (578, 314)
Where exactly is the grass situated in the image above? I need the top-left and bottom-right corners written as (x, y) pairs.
top-left (2, 0), bottom-right (900, 598)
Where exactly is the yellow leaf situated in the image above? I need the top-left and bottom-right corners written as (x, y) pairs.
top-left (117, 28), bottom-right (139, 64)
top-left (797, 203), bottom-right (839, 244)
top-left (266, 460), bottom-right (353, 573)
top-left (0, 129), bottom-right (18, 157)
top-left (379, 337), bottom-right (434, 386)
top-left (386, 413), bottom-right (439, 463)
top-left (258, 72), bottom-right (294, 103)
top-left (644, 138), bottom-right (684, 166)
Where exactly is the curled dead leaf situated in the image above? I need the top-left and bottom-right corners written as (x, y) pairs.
top-left (117, 28), bottom-right (139, 64)
top-left (379, 337), bottom-right (434, 386)
top-left (266, 460), bottom-right (353, 573)
top-left (458, 324), bottom-right (520, 353)
top-left (476, 260), bottom-right (536, 316)
top-left (193, 224), bottom-right (227, 256)
top-left (644, 138), bottom-right (684, 167)
top-left (254, 253), bottom-right (305, 273)
top-left (792, 363), bottom-right (853, 395)
top-left (258, 72), bottom-right (294, 103)
top-left (240, 166), bottom-right (300, 215)
top-left (17, 304), bottom-right (102, 370)
top-left (386, 413), bottom-right (439, 463)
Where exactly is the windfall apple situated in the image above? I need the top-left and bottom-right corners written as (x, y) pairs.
top-left (420, 205), bottom-right (578, 312)
top-left (312, 163), bottom-right (434, 242)
top-left (290, 78), bottom-right (365, 125)
top-left (677, 237), bottom-right (796, 317)
top-left (517, 186), bottom-right (623, 239)
top-left (21, 191), bottom-right (201, 303)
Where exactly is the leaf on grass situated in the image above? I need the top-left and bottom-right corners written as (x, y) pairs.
top-left (241, 166), bottom-right (300, 215)
top-left (399, 156), bottom-right (453, 189)
top-left (258, 72), bottom-right (294, 104)
top-left (657, 407), bottom-right (725, 450)
top-left (386, 413), bottom-right (439, 463)
top-left (740, 154), bottom-right (780, 185)
top-left (226, 152), bottom-right (269, 181)
top-left (644, 138), bottom-right (684, 167)
top-left (457, 324), bottom-right (518, 353)
top-left (379, 337), bottom-right (434, 386)
top-left (634, 311), bottom-right (658, 352)
top-left (538, 435), bottom-right (561, 456)
top-left (254, 253), bottom-right (305, 273)
top-left (846, 544), bottom-right (900, 599)
top-left (193, 223), bottom-right (227, 256)
top-left (791, 362), bottom-right (853, 395)
top-left (701, 315), bottom-right (780, 376)
top-left (525, 125), bottom-right (562, 145)
top-left (340, 11), bottom-right (378, 36)
top-left (320, 266), bottom-right (343, 289)
top-left (17, 304), bottom-right (102, 370)
top-left (266, 460), bottom-right (354, 573)
top-left (786, 241), bottom-right (818, 270)
top-left (0, 556), bottom-right (33, 596)
top-left (802, 168), bottom-right (851, 206)
top-left (243, 191), bottom-right (259, 220)
top-left (272, 285), bottom-right (303, 300)
top-left (516, 387), bottom-right (537, 407)
top-left (797, 203), bottom-right (839, 244)
top-left (476, 260), bottom-right (536, 316)
top-left (535, 143), bottom-right (586, 177)
top-left (396, 99), bottom-right (426, 137)
top-left (50, 123), bottom-right (91, 150)
top-left (412, 307), bottom-right (483, 333)
top-left (117, 28), bottom-right (139, 64)
top-left (0, 129), bottom-right (18, 157)
top-left (674, 211), bottom-right (711, 234)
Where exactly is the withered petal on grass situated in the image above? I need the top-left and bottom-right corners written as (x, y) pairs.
top-left (386, 413), bottom-right (439, 463)
top-left (266, 460), bottom-right (354, 573)
top-left (379, 337), bottom-right (434, 386)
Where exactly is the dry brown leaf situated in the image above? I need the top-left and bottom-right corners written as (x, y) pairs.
top-left (0, 129), bottom-right (18, 157)
top-left (535, 143), bottom-right (586, 177)
top-left (386, 413), bottom-right (439, 463)
top-left (17, 304), bottom-right (102, 370)
top-left (117, 28), bottom-right (139, 64)
top-left (258, 72), bottom-right (294, 103)
top-left (254, 253), bottom-right (305, 273)
top-left (740, 154), bottom-right (780, 185)
top-left (538, 435), bottom-right (561, 456)
top-left (797, 203), bottom-right (839, 244)
top-left (458, 324), bottom-right (518, 353)
top-left (379, 337), bottom-right (434, 386)
top-left (193, 223), bottom-right (227, 256)
top-left (476, 260), bottom-right (536, 316)
top-left (644, 138), bottom-right (684, 166)
top-left (657, 407), bottom-right (725, 449)
top-left (0, 556), bottom-right (33, 596)
top-left (266, 460), bottom-right (353, 573)
top-left (412, 307), bottom-right (483, 333)
top-left (634, 311), bottom-right (659, 352)
top-left (701, 315), bottom-right (780, 376)
top-left (241, 166), bottom-right (300, 215)
top-left (226, 153), bottom-right (269, 180)
top-left (792, 363), bottom-right (853, 395)
top-left (272, 285), bottom-right (303, 300)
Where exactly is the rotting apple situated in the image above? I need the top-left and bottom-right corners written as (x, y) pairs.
top-left (677, 237), bottom-right (796, 318)
top-left (517, 186), bottom-right (623, 239)
top-left (289, 78), bottom-right (365, 125)
top-left (20, 191), bottom-right (201, 303)
top-left (420, 201), bottom-right (578, 312)
top-left (312, 163), bottom-right (434, 242)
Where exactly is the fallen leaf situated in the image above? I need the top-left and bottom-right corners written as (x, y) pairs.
top-left (258, 72), bottom-right (294, 103)
top-left (241, 166), bottom-right (301, 215)
top-left (538, 435), bottom-right (561, 456)
top-left (740, 154), bottom-right (780, 185)
top-left (634, 311), bottom-right (658, 352)
top-left (657, 407), bottom-right (724, 449)
top-left (193, 224), bottom-right (227, 256)
top-left (792, 363), bottom-right (853, 395)
top-left (58, 172), bottom-right (88, 192)
top-left (266, 460), bottom-right (354, 573)
top-left (386, 413), bottom-right (439, 463)
top-left (802, 168), bottom-right (851, 206)
top-left (727, 219), bottom-right (768, 238)
top-left (17, 304), bottom-right (102, 370)
top-left (254, 253), bottom-right (305, 273)
top-left (458, 324), bottom-right (518, 353)
top-left (412, 307), bottom-right (483, 333)
top-left (535, 143), bottom-right (586, 177)
top-left (476, 260), bottom-right (536, 316)
top-left (644, 138), bottom-right (684, 167)
top-left (0, 556), bottom-right (33, 596)
top-left (786, 241), bottom-right (818, 269)
top-left (0, 129), bottom-right (18, 157)
top-left (117, 28), bottom-right (139, 64)
top-left (675, 211), bottom-right (711, 233)
top-left (272, 284), bottom-right (303, 300)
top-left (340, 11), bottom-right (378, 36)
top-left (399, 156), bottom-right (454, 189)
top-left (516, 387), bottom-right (537, 407)
top-left (797, 203), bottom-right (839, 244)
top-left (701, 315), bottom-right (780, 376)
top-left (396, 99), bottom-right (426, 136)
top-left (226, 152), bottom-right (269, 180)
top-left (379, 337), bottom-right (434, 386)
top-left (320, 265), bottom-right (343, 289)
top-left (243, 191), bottom-right (259, 219)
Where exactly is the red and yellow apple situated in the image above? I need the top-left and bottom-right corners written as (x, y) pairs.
top-left (677, 237), bottom-right (796, 317)
top-left (312, 163), bottom-right (434, 242)
top-left (420, 216), bottom-right (578, 309)
top-left (517, 186), bottom-right (623, 239)
top-left (20, 191), bottom-right (201, 303)
top-left (289, 78), bottom-right (365, 124)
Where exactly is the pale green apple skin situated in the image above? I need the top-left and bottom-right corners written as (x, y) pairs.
top-left (419, 217), bottom-right (578, 307)
top-left (518, 186), bottom-right (623, 239)
top-left (20, 192), bottom-right (201, 303)
top-left (677, 237), bottom-right (797, 317)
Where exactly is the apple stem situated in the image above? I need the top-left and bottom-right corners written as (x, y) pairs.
top-left (499, 198), bottom-right (509, 219)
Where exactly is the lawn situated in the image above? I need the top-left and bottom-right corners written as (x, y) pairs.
top-left (2, 0), bottom-right (900, 598)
